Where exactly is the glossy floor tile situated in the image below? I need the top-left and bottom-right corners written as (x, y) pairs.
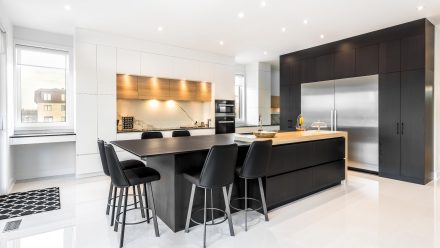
top-left (0, 172), bottom-right (439, 248)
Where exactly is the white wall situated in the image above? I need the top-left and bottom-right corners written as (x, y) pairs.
top-left (0, 3), bottom-right (14, 194)
top-left (75, 28), bottom-right (235, 176)
top-left (271, 64), bottom-right (280, 96)
top-left (434, 24), bottom-right (439, 179)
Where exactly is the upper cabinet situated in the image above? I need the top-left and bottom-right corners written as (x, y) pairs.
top-left (117, 74), bottom-right (138, 99)
top-left (334, 47), bottom-right (355, 79)
top-left (401, 34), bottom-right (425, 71)
top-left (97, 45), bottom-right (117, 95)
top-left (117, 49), bottom-right (141, 75)
top-left (117, 74), bottom-right (211, 101)
top-left (379, 40), bottom-right (401, 73)
top-left (140, 53), bottom-right (174, 78)
top-left (300, 58), bottom-right (317, 83)
top-left (316, 54), bottom-right (334, 81)
top-left (76, 43), bottom-right (97, 94)
top-left (138, 77), bottom-right (170, 100)
top-left (280, 55), bottom-right (301, 85)
top-left (355, 44), bottom-right (379, 76)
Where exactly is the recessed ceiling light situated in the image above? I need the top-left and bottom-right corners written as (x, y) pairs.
top-left (417, 5), bottom-right (424, 11)
top-left (303, 19), bottom-right (308, 24)
top-left (281, 27), bottom-right (287, 33)
top-left (64, 5), bottom-right (71, 11)
top-left (238, 12), bottom-right (245, 19)
top-left (219, 40), bottom-right (224, 46)
top-left (260, 1), bottom-right (266, 7)
top-left (320, 34), bottom-right (325, 39)
top-left (157, 26), bottom-right (163, 32)
top-left (263, 51), bottom-right (268, 55)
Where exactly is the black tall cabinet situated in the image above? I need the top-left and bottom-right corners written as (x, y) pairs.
top-left (280, 19), bottom-right (435, 184)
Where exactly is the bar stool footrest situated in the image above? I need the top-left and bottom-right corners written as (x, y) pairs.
top-left (107, 193), bottom-right (141, 208)
top-left (230, 197), bottom-right (263, 212)
top-left (190, 207), bottom-right (228, 226)
top-left (115, 207), bottom-right (153, 225)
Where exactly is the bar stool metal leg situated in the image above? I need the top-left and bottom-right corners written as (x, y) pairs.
top-left (146, 183), bottom-right (160, 237)
top-left (143, 185), bottom-right (150, 223)
top-left (258, 177), bottom-right (269, 221)
top-left (111, 185), bottom-right (118, 226)
top-left (203, 188), bottom-right (207, 248)
top-left (115, 188), bottom-right (124, 232)
top-left (222, 186), bottom-right (235, 236)
top-left (136, 184), bottom-right (146, 218)
top-left (185, 184), bottom-right (196, 233)
top-left (132, 186), bottom-right (138, 209)
top-left (244, 178), bottom-right (248, 231)
top-left (210, 189), bottom-right (214, 224)
top-left (107, 182), bottom-right (113, 215)
top-left (120, 187), bottom-right (129, 248)
top-left (228, 183), bottom-right (233, 202)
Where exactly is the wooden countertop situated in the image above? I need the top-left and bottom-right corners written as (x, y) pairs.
top-left (234, 130), bottom-right (347, 145)
top-left (111, 131), bottom-right (347, 158)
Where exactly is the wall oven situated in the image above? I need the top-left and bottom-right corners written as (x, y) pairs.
top-left (215, 100), bottom-right (235, 134)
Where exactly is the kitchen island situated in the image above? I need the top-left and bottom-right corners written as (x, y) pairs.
top-left (112, 131), bottom-right (347, 232)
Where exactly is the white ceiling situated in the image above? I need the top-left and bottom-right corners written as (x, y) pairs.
top-left (2, 0), bottom-right (440, 64)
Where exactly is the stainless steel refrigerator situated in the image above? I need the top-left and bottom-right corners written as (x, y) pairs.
top-left (301, 75), bottom-right (379, 172)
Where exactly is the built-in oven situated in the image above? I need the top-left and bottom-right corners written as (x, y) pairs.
top-left (215, 100), bottom-right (235, 134)
top-left (215, 100), bottom-right (235, 114)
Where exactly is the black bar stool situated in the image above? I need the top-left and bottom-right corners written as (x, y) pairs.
top-left (228, 140), bottom-right (272, 231)
top-left (172, 130), bottom-right (191, 137)
top-left (184, 144), bottom-right (238, 248)
top-left (104, 144), bottom-right (161, 248)
top-left (141, 131), bottom-right (163, 139)
top-left (97, 139), bottom-right (146, 225)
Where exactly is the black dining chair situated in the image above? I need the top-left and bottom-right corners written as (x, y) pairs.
top-left (141, 131), bottom-right (163, 139)
top-left (228, 140), bottom-right (272, 231)
top-left (172, 130), bottom-right (191, 137)
top-left (97, 139), bottom-right (147, 225)
top-left (105, 143), bottom-right (161, 248)
top-left (184, 144), bottom-right (238, 248)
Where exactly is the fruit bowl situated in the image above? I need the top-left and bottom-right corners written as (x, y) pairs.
top-left (253, 131), bottom-right (277, 138)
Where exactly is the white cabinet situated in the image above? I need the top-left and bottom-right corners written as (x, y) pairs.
top-left (141, 53), bottom-right (174, 78)
top-left (213, 64), bottom-right (234, 100)
top-left (117, 48), bottom-right (141, 75)
top-left (97, 45), bottom-right (116, 95)
top-left (198, 62), bottom-right (214, 82)
top-left (97, 95), bottom-right (116, 142)
top-left (76, 43), bottom-right (97, 94)
top-left (190, 129), bottom-right (215, 136)
top-left (76, 94), bottom-right (98, 155)
top-left (76, 154), bottom-right (101, 176)
top-left (172, 57), bottom-right (198, 80)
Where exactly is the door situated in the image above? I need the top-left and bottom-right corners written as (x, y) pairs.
top-left (335, 75), bottom-right (379, 171)
top-left (0, 29), bottom-right (5, 194)
top-left (378, 72), bottom-right (401, 177)
top-left (400, 70), bottom-right (425, 180)
top-left (301, 80), bottom-right (335, 130)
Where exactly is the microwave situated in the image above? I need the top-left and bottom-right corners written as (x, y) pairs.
top-left (215, 100), bottom-right (235, 114)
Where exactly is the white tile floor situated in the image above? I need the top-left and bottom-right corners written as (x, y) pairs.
top-left (1, 171), bottom-right (439, 248)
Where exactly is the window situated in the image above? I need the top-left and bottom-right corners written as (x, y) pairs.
top-left (15, 44), bottom-right (73, 133)
top-left (235, 74), bottom-right (245, 122)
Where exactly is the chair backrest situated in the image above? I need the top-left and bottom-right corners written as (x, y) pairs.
top-left (141, 131), bottom-right (163, 139)
top-left (240, 140), bottom-right (272, 179)
top-left (172, 130), bottom-right (191, 137)
top-left (199, 144), bottom-right (238, 188)
top-left (104, 144), bottom-right (130, 187)
top-left (97, 139), bottom-right (110, 176)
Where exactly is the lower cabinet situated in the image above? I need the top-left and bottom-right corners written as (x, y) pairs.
top-left (266, 160), bottom-right (345, 209)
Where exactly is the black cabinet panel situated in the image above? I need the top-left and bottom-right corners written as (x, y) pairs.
top-left (355, 44), bottom-right (379, 76)
top-left (316, 54), bottom-right (334, 81)
top-left (280, 85), bottom-right (299, 130)
top-left (300, 58), bottom-right (317, 83)
top-left (313, 138), bottom-right (346, 165)
top-left (401, 35), bottom-right (425, 71)
top-left (280, 55), bottom-right (301, 85)
top-left (400, 70), bottom-right (425, 180)
top-left (378, 72), bottom-right (401, 177)
top-left (314, 160), bottom-right (345, 188)
top-left (379, 40), bottom-right (401, 73)
top-left (334, 48), bottom-right (355, 79)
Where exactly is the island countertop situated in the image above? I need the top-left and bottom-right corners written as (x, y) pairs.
top-left (111, 131), bottom-right (347, 158)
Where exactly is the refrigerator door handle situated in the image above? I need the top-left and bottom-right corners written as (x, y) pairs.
top-left (334, 110), bottom-right (337, 131)
top-left (330, 110), bottom-right (334, 131)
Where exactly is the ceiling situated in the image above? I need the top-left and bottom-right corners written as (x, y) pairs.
top-left (2, 0), bottom-right (440, 64)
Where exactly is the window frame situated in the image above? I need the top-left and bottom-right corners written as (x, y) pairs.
top-left (234, 74), bottom-right (246, 124)
top-left (14, 40), bottom-right (74, 134)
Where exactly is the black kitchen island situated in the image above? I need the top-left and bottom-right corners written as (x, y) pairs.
top-left (112, 131), bottom-right (347, 232)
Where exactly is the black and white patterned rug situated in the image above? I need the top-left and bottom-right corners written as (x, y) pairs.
top-left (0, 187), bottom-right (61, 220)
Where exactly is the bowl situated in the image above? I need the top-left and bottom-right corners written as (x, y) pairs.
top-left (253, 131), bottom-right (277, 138)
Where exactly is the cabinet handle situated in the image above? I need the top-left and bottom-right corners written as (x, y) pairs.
top-left (396, 123), bottom-right (399, 135)
top-left (401, 123), bottom-right (404, 135)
